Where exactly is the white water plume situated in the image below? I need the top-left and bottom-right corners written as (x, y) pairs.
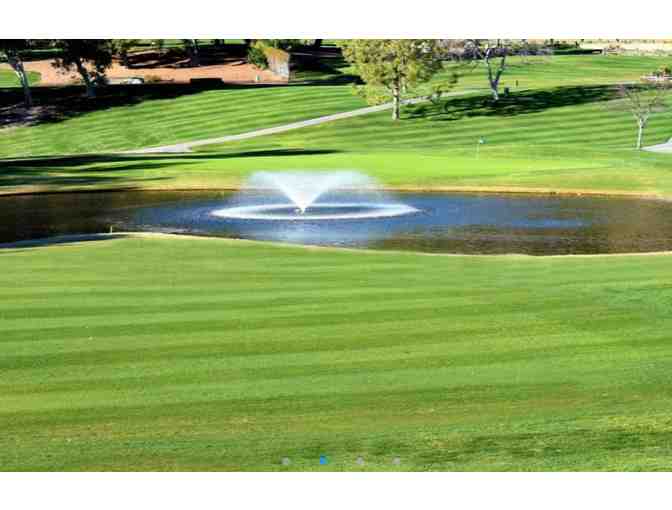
top-left (245, 171), bottom-right (377, 213)
top-left (212, 170), bottom-right (417, 221)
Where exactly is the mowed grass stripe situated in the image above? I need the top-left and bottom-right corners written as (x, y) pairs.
top-left (3, 336), bottom-right (665, 414)
top-left (0, 85), bottom-right (366, 157)
top-left (239, 97), bottom-right (672, 151)
top-left (48, 91), bottom-right (355, 134)
top-left (6, 330), bottom-right (666, 398)
top-left (3, 323), bottom-right (637, 383)
top-left (1, 236), bottom-right (672, 470)
top-left (4, 55), bottom-right (670, 158)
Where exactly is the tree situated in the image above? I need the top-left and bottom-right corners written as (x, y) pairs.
top-left (611, 83), bottom-right (670, 150)
top-left (52, 39), bottom-right (114, 98)
top-left (341, 39), bottom-right (444, 120)
top-left (182, 39), bottom-right (200, 67)
top-left (0, 39), bottom-right (33, 107)
top-left (114, 39), bottom-right (139, 68)
top-left (263, 39), bottom-right (311, 51)
top-left (446, 39), bottom-right (552, 101)
top-left (463, 39), bottom-right (509, 101)
top-left (153, 39), bottom-right (166, 56)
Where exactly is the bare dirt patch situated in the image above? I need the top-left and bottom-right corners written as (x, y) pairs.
top-left (1, 56), bottom-right (286, 86)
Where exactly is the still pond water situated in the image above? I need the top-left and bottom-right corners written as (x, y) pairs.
top-left (3, 190), bottom-right (672, 255)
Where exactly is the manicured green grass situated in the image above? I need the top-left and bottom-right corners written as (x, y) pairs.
top-left (297, 53), bottom-right (671, 90)
top-left (1, 235), bottom-right (672, 471)
top-left (209, 85), bottom-right (672, 152)
top-left (3, 53), bottom-right (672, 472)
top-left (4, 148), bottom-right (672, 197)
top-left (442, 54), bottom-right (672, 93)
top-left (5, 56), bottom-right (670, 196)
top-left (0, 69), bottom-right (40, 87)
top-left (1, 54), bottom-right (669, 159)
top-left (6, 81), bottom-right (671, 196)
top-left (0, 84), bottom-right (367, 158)
top-left (247, 54), bottom-right (672, 159)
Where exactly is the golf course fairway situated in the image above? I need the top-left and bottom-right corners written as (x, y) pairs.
top-left (1, 234), bottom-right (671, 471)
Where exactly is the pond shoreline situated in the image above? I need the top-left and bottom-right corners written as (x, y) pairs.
top-left (3, 231), bottom-right (672, 258)
top-left (1, 184), bottom-right (670, 202)
top-left (5, 188), bottom-right (672, 256)
top-left (0, 232), bottom-right (672, 260)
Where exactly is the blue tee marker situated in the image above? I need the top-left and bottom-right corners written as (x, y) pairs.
top-left (319, 455), bottom-right (328, 465)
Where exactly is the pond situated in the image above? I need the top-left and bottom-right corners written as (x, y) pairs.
top-left (2, 190), bottom-right (672, 255)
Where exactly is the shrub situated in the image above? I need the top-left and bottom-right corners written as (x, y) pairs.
top-left (247, 42), bottom-right (268, 69)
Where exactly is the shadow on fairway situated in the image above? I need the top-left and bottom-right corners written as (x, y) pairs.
top-left (0, 173), bottom-right (169, 189)
top-left (1, 148), bottom-right (341, 168)
top-left (405, 85), bottom-right (620, 121)
top-left (0, 234), bottom-right (128, 250)
top-left (0, 69), bottom-right (358, 129)
top-left (291, 53), bottom-right (361, 85)
top-left (0, 149), bottom-right (341, 188)
top-left (0, 82), bottom-right (284, 126)
top-left (0, 159), bottom-right (178, 188)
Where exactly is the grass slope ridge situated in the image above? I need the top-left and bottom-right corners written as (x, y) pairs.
top-left (1, 235), bottom-right (672, 471)
top-left (1, 54), bottom-right (669, 158)
top-left (3, 55), bottom-right (671, 197)
top-left (0, 85), bottom-right (366, 158)
top-left (211, 87), bottom-right (672, 152)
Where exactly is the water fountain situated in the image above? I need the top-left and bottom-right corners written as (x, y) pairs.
top-left (211, 171), bottom-right (418, 221)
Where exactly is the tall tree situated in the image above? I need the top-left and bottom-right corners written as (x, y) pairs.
top-left (611, 83), bottom-right (670, 150)
top-left (52, 39), bottom-right (114, 98)
top-left (0, 39), bottom-right (33, 107)
top-left (341, 39), bottom-right (444, 120)
top-left (465, 39), bottom-right (510, 101)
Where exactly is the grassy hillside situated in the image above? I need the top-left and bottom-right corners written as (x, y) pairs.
top-left (3, 147), bottom-right (672, 198)
top-left (1, 55), bottom-right (669, 158)
top-left (0, 84), bottom-right (366, 157)
top-left (3, 52), bottom-right (672, 473)
top-left (206, 85), bottom-right (672, 152)
top-left (1, 54), bottom-right (671, 196)
top-left (1, 235), bottom-right (671, 471)
top-left (441, 54), bottom-right (670, 92)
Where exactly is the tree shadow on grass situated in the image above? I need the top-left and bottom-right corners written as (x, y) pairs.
top-left (0, 149), bottom-right (342, 188)
top-left (0, 73), bottom-right (359, 129)
top-left (2, 148), bottom-right (341, 167)
top-left (405, 85), bottom-right (621, 121)
top-left (0, 159), bottom-right (181, 188)
top-left (0, 82), bottom-right (283, 127)
top-left (291, 52), bottom-right (361, 86)
top-left (0, 172), bottom-right (169, 189)
top-left (0, 234), bottom-right (129, 251)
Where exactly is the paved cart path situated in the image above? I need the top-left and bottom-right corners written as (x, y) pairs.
top-left (644, 138), bottom-right (672, 153)
top-left (126, 91), bottom-right (476, 154)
